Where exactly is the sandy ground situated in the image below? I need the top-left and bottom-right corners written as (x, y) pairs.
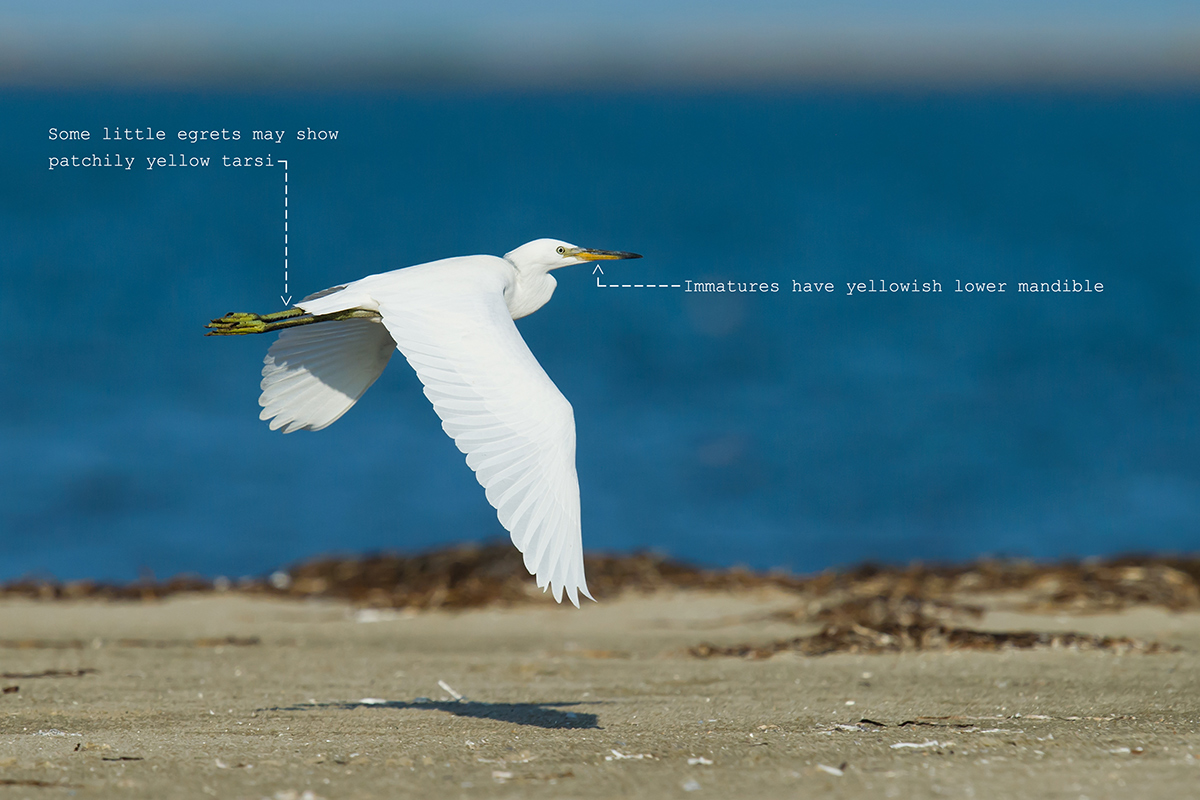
top-left (0, 589), bottom-right (1197, 799)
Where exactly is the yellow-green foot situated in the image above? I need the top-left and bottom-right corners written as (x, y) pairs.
top-left (205, 307), bottom-right (382, 336)
top-left (205, 308), bottom-right (307, 335)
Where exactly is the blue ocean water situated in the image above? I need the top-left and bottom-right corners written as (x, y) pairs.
top-left (1, 90), bottom-right (1197, 582)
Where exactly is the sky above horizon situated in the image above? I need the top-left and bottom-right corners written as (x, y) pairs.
top-left (4, 1), bottom-right (1200, 86)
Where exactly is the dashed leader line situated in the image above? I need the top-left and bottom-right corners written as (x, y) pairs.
top-left (592, 264), bottom-right (678, 289)
top-left (280, 159), bottom-right (290, 305)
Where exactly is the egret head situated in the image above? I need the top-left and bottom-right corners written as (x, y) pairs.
top-left (505, 238), bottom-right (641, 274)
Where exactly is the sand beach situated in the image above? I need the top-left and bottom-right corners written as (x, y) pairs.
top-left (1, 554), bottom-right (1198, 799)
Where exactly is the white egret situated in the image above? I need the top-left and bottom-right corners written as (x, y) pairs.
top-left (207, 239), bottom-right (641, 607)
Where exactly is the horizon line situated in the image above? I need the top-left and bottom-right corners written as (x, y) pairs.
top-left (5, 38), bottom-right (1200, 91)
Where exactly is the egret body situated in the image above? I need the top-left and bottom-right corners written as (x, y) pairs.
top-left (207, 239), bottom-right (641, 606)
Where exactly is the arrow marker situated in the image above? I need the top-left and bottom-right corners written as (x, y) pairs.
top-left (595, 268), bottom-right (680, 290)
top-left (280, 159), bottom-right (290, 305)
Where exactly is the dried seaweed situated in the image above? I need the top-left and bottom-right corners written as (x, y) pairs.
top-left (264, 547), bottom-right (802, 609)
top-left (690, 620), bottom-right (1174, 659)
top-left (0, 668), bottom-right (97, 679)
top-left (0, 574), bottom-right (212, 603)
top-left (0, 545), bottom-right (800, 610)
top-left (691, 593), bottom-right (1178, 659)
top-left (2, 545), bottom-right (1198, 615)
top-left (798, 557), bottom-right (1200, 614)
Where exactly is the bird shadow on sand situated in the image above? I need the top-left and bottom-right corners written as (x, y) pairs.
top-left (258, 698), bottom-right (602, 730)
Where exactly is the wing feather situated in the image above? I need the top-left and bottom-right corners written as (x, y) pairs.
top-left (259, 317), bottom-right (396, 433)
top-left (360, 261), bottom-right (590, 606)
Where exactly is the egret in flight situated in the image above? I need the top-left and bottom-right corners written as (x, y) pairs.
top-left (206, 239), bottom-right (641, 607)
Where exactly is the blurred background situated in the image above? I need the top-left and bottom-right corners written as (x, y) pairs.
top-left (1, 1), bottom-right (1198, 582)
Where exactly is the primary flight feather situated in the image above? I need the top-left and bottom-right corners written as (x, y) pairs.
top-left (207, 238), bottom-right (641, 607)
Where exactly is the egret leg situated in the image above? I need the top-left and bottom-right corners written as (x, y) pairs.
top-left (205, 308), bottom-right (306, 335)
top-left (206, 308), bottom-right (381, 335)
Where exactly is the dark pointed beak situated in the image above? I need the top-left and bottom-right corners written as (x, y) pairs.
top-left (572, 248), bottom-right (642, 261)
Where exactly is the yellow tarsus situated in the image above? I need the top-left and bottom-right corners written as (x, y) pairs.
top-left (205, 307), bottom-right (380, 336)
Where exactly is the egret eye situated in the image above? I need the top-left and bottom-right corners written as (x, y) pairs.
top-left (556, 246), bottom-right (565, 255)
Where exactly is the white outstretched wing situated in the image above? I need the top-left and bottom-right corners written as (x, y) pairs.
top-left (354, 261), bottom-right (590, 606)
top-left (259, 317), bottom-right (395, 433)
